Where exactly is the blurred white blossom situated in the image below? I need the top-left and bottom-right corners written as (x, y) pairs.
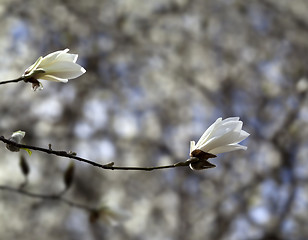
top-left (23, 49), bottom-right (86, 90)
top-left (296, 78), bottom-right (308, 93)
top-left (189, 117), bottom-right (249, 170)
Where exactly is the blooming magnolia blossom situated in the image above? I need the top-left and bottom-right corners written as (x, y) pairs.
top-left (189, 117), bottom-right (249, 170)
top-left (22, 49), bottom-right (86, 90)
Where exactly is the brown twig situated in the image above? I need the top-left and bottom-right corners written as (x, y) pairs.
top-left (0, 77), bottom-right (25, 85)
top-left (0, 136), bottom-right (189, 171)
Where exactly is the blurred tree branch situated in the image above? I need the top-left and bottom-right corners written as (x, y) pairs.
top-left (0, 185), bottom-right (95, 211)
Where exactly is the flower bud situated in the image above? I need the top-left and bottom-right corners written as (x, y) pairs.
top-left (6, 130), bottom-right (26, 152)
top-left (189, 117), bottom-right (249, 170)
top-left (22, 49), bottom-right (86, 90)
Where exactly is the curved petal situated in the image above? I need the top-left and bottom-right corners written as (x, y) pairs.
top-left (39, 74), bottom-right (68, 82)
top-left (55, 51), bottom-right (78, 62)
top-left (198, 130), bottom-right (237, 152)
top-left (24, 56), bottom-right (43, 75)
top-left (190, 141), bottom-right (196, 154)
top-left (221, 117), bottom-right (240, 123)
top-left (195, 118), bottom-right (222, 148)
top-left (237, 130), bottom-right (250, 142)
top-left (42, 49), bottom-right (69, 64)
top-left (42, 61), bottom-right (86, 79)
top-left (198, 126), bottom-right (249, 153)
top-left (208, 144), bottom-right (247, 155)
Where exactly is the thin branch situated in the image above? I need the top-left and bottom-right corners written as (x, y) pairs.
top-left (0, 77), bottom-right (25, 85)
top-left (0, 185), bottom-right (95, 211)
top-left (0, 136), bottom-right (190, 171)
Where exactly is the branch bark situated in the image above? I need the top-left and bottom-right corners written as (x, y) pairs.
top-left (0, 136), bottom-right (190, 171)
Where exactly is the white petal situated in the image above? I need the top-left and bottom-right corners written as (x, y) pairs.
top-left (24, 56), bottom-right (43, 75)
top-left (42, 62), bottom-right (86, 79)
top-left (237, 130), bottom-right (250, 142)
top-left (39, 75), bottom-right (68, 82)
top-left (221, 120), bottom-right (242, 132)
top-left (198, 128), bottom-right (243, 153)
top-left (42, 49), bottom-right (69, 63)
top-left (221, 117), bottom-right (240, 123)
top-left (56, 52), bottom-right (78, 62)
top-left (190, 141), bottom-right (196, 153)
top-left (200, 124), bottom-right (248, 152)
top-left (206, 121), bottom-right (242, 143)
top-left (208, 144), bottom-right (247, 155)
top-left (206, 122), bottom-right (233, 140)
top-left (195, 118), bottom-right (222, 148)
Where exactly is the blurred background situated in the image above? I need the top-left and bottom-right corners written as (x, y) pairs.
top-left (0, 0), bottom-right (308, 239)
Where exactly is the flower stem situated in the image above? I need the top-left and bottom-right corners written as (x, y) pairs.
top-left (0, 77), bottom-right (25, 85)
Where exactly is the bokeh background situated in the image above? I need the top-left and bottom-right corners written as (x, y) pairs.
top-left (0, 0), bottom-right (308, 239)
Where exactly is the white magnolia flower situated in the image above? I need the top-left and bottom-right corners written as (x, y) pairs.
top-left (189, 117), bottom-right (249, 170)
top-left (6, 130), bottom-right (26, 152)
top-left (23, 49), bottom-right (86, 90)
